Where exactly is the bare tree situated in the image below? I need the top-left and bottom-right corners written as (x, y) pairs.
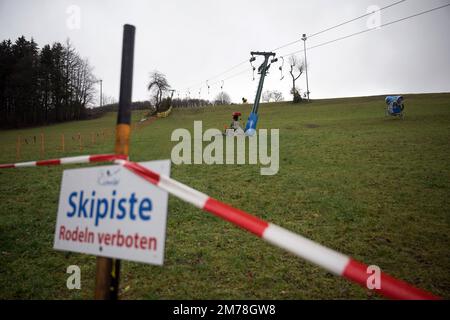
top-left (78, 58), bottom-right (96, 108)
top-left (288, 56), bottom-right (305, 103)
top-left (147, 70), bottom-right (170, 111)
top-left (101, 94), bottom-right (117, 106)
top-left (262, 90), bottom-right (273, 103)
top-left (214, 91), bottom-right (231, 105)
top-left (272, 90), bottom-right (284, 102)
top-left (263, 90), bottom-right (284, 103)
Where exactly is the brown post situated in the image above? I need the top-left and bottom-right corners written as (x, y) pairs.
top-left (40, 133), bottom-right (45, 158)
top-left (78, 133), bottom-right (83, 151)
top-left (16, 135), bottom-right (21, 160)
top-left (94, 24), bottom-right (135, 300)
top-left (61, 134), bottom-right (65, 153)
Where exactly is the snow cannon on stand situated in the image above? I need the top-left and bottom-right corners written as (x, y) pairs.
top-left (385, 96), bottom-right (405, 119)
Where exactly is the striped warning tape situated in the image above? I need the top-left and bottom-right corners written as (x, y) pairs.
top-left (0, 154), bottom-right (128, 169)
top-left (116, 160), bottom-right (440, 300)
top-left (0, 154), bottom-right (440, 299)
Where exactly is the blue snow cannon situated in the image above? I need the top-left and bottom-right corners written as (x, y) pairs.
top-left (385, 96), bottom-right (405, 119)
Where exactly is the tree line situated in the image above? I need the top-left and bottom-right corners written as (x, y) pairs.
top-left (0, 36), bottom-right (97, 128)
top-left (89, 100), bottom-right (153, 119)
top-left (147, 70), bottom-right (233, 111)
top-left (146, 57), bottom-right (306, 110)
top-left (171, 92), bottom-right (232, 109)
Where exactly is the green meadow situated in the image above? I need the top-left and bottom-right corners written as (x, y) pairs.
top-left (0, 93), bottom-right (449, 299)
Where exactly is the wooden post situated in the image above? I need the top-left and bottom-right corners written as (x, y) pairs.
top-left (78, 133), bottom-right (83, 152)
top-left (40, 133), bottom-right (45, 158)
top-left (94, 24), bottom-right (135, 300)
top-left (16, 135), bottom-right (21, 160)
top-left (61, 134), bottom-right (65, 153)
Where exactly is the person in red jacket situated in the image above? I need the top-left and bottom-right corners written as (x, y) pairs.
top-left (230, 112), bottom-right (243, 131)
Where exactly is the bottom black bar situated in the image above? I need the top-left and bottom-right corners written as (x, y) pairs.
top-left (1, 300), bottom-right (447, 319)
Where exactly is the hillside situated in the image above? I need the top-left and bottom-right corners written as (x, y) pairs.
top-left (0, 93), bottom-right (449, 299)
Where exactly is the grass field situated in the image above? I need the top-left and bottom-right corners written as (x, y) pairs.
top-left (0, 93), bottom-right (449, 299)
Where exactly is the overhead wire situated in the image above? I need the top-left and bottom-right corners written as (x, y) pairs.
top-left (281, 3), bottom-right (450, 59)
top-left (176, 1), bottom-right (449, 96)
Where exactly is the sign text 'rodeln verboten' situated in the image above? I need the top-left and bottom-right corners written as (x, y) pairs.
top-left (53, 160), bottom-right (170, 265)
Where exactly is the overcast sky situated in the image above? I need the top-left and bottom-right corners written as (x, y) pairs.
top-left (1, 0), bottom-right (449, 104)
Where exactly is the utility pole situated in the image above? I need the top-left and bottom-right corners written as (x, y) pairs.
top-left (96, 79), bottom-right (103, 107)
top-left (100, 79), bottom-right (103, 107)
top-left (221, 80), bottom-right (224, 105)
top-left (94, 24), bottom-right (135, 300)
top-left (302, 34), bottom-right (310, 102)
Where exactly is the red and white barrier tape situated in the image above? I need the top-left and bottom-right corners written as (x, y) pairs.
top-left (0, 154), bottom-right (127, 169)
top-left (0, 154), bottom-right (440, 299)
top-left (116, 159), bottom-right (440, 300)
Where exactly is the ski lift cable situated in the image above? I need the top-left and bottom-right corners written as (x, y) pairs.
top-left (272, 0), bottom-right (408, 53)
top-left (199, 69), bottom-right (251, 96)
top-left (179, 61), bottom-right (247, 92)
top-left (279, 56), bottom-right (285, 80)
top-left (177, 1), bottom-right (447, 94)
top-left (214, 68), bottom-right (251, 85)
top-left (280, 3), bottom-right (450, 59)
top-left (249, 55), bottom-right (256, 81)
top-left (207, 61), bottom-right (248, 83)
top-left (207, 0), bottom-right (407, 84)
top-left (307, 0), bottom-right (407, 39)
top-left (176, 0), bottom-right (407, 92)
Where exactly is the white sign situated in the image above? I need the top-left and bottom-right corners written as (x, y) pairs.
top-left (53, 160), bottom-right (170, 265)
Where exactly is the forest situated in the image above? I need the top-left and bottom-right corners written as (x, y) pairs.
top-left (0, 36), bottom-right (97, 128)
